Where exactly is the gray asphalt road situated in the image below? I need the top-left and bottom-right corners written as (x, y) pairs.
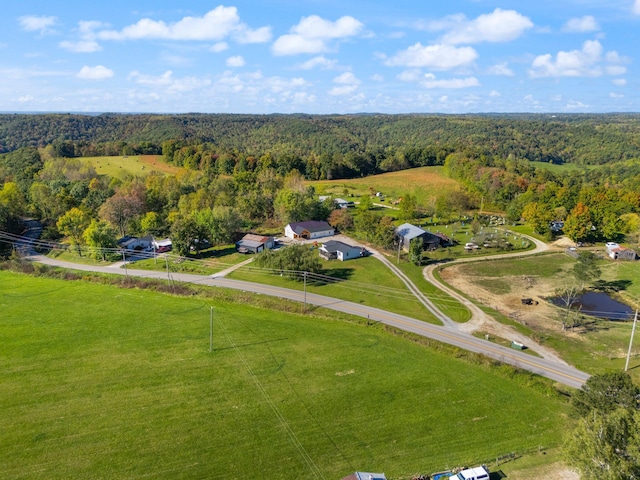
top-left (29, 254), bottom-right (589, 389)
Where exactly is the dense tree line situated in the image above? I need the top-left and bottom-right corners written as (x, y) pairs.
top-left (2, 114), bottom-right (640, 180)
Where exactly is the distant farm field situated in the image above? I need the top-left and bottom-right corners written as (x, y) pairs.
top-left (310, 166), bottom-right (461, 206)
top-left (0, 271), bottom-right (569, 479)
top-left (81, 155), bottom-right (182, 177)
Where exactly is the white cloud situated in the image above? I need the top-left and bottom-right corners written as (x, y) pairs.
top-left (431, 9), bottom-right (533, 45)
top-left (18, 15), bottom-right (57, 35)
top-left (297, 56), bottom-right (337, 70)
top-left (610, 92), bottom-right (624, 98)
top-left (566, 100), bottom-right (589, 109)
top-left (226, 56), bottom-right (245, 67)
top-left (385, 43), bottom-right (477, 70)
top-left (489, 90), bottom-right (501, 97)
top-left (633, 0), bottom-right (640, 15)
top-left (371, 74), bottom-right (384, 82)
top-left (329, 85), bottom-right (359, 96)
top-left (529, 40), bottom-right (621, 78)
top-left (612, 78), bottom-right (627, 86)
top-left (487, 62), bottom-right (514, 76)
top-left (97, 6), bottom-right (271, 43)
top-left (17, 95), bottom-right (34, 102)
top-left (129, 70), bottom-right (211, 92)
top-left (562, 16), bottom-right (600, 33)
top-left (210, 42), bottom-right (229, 53)
top-left (421, 73), bottom-right (480, 89)
top-left (59, 40), bottom-right (102, 53)
top-left (272, 15), bottom-right (363, 56)
top-left (397, 69), bottom-right (422, 82)
top-left (329, 71), bottom-right (360, 96)
top-left (77, 65), bottom-right (114, 80)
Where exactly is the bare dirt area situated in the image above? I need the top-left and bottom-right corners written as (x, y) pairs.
top-left (440, 263), bottom-right (565, 335)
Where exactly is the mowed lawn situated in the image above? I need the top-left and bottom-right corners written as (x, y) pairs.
top-left (230, 255), bottom-right (440, 324)
top-left (310, 166), bottom-right (461, 205)
top-left (81, 155), bottom-right (182, 178)
top-left (1, 271), bottom-right (569, 479)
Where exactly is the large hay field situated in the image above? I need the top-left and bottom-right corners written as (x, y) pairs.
top-left (310, 166), bottom-right (461, 206)
top-left (1, 271), bottom-right (569, 479)
top-left (81, 155), bottom-right (182, 178)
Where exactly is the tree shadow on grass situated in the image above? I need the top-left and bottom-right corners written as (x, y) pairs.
top-left (593, 279), bottom-right (632, 293)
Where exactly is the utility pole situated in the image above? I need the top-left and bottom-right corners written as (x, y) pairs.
top-left (397, 236), bottom-right (402, 264)
top-left (625, 309), bottom-right (638, 371)
top-left (165, 255), bottom-right (171, 286)
top-left (209, 306), bottom-right (213, 352)
top-left (122, 250), bottom-right (128, 278)
top-left (303, 271), bottom-right (307, 313)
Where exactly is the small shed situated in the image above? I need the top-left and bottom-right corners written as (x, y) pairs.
top-left (319, 240), bottom-right (364, 261)
top-left (236, 234), bottom-right (275, 254)
top-left (606, 242), bottom-right (637, 261)
top-left (153, 238), bottom-right (173, 253)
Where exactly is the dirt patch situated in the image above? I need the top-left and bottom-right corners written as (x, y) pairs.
top-left (440, 264), bottom-right (564, 334)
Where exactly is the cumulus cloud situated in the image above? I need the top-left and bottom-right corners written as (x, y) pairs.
top-left (272, 15), bottom-right (363, 56)
top-left (59, 40), bottom-right (102, 53)
top-left (77, 65), bottom-right (114, 80)
top-left (210, 42), bottom-right (229, 52)
top-left (297, 56), bottom-right (338, 70)
top-left (529, 40), bottom-right (627, 78)
top-left (18, 15), bottom-right (57, 35)
top-left (385, 43), bottom-right (477, 70)
top-left (489, 90), bottom-right (501, 97)
top-left (612, 78), bottom-right (627, 86)
top-left (226, 55), bottom-right (245, 67)
top-left (610, 92), bottom-right (624, 98)
top-left (329, 71), bottom-right (360, 96)
top-left (421, 73), bottom-right (480, 89)
top-left (431, 9), bottom-right (533, 45)
top-left (397, 69), bottom-right (422, 82)
top-left (129, 70), bottom-right (211, 92)
top-left (487, 62), bottom-right (514, 76)
top-left (97, 6), bottom-right (271, 43)
top-left (633, 0), bottom-right (640, 15)
top-left (562, 16), bottom-right (600, 33)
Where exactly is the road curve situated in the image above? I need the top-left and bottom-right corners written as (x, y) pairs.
top-left (27, 253), bottom-right (589, 389)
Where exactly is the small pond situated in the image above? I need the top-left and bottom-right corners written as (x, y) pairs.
top-left (549, 291), bottom-right (634, 321)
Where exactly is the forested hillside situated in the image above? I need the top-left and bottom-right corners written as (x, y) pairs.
top-left (2, 114), bottom-right (640, 177)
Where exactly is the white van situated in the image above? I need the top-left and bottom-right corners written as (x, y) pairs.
top-left (449, 466), bottom-right (489, 480)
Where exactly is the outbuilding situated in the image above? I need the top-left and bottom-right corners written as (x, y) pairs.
top-left (236, 234), bottom-right (275, 254)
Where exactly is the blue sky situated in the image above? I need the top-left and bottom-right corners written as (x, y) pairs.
top-left (2, 0), bottom-right (639, 114)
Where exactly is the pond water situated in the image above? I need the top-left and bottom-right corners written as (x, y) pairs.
top-left (550, 291), bottom-right (634, 321)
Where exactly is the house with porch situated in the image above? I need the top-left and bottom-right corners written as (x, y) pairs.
top-left (319, 240), bottom-right (364, 261)
top-left (284, 220), bottom-right (335, 240)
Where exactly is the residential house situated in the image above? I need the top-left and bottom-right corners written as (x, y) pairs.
top-left (606, 242), bottom-right (637, 260)
top-left (319, 196), bottom-right (350, 209)
top-left (395, 223), bottom-right (449, 251)
top-left (284, 220), bottom-right (335, 240)
top-left (341, 472), bottom-right (387, 480)
top-left (236, 234), bottom-right (275, 254)
top-left (319, 240), bottom-right (364, 261)
top-left (117, 235), bottom-right (153, 251)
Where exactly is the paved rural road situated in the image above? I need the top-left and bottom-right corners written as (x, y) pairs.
top-left (27, 253), bottom-right (589, 389)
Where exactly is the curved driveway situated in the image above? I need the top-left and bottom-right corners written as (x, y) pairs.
top-left (27, 253), bottom-right (589, 388)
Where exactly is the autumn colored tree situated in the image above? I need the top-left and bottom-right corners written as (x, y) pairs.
top-left (57, 207), bottom-right (89, 254)
top-left (564, 202), bottom-right (592, 242)
top-left (83, 219), bottom-right (118, 261)
top-left (521, 201), bottom-right (554, 235)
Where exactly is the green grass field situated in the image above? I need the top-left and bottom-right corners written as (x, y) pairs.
top-left (0, 270), bottom-right (570, 479)
top-left (230, 255), bottom-right (440, 324)
top-left (81, 155), bottom-right (182, 178)
top-left (309, 166), bottom-right (461, 207)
